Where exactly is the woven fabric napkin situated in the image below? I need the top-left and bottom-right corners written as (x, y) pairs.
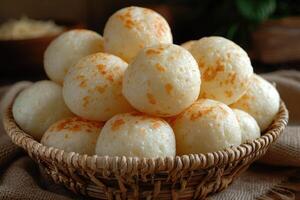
top-left (0, 70), bottom-right (300, 200)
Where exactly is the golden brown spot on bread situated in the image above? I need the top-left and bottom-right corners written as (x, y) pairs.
top-left (154, 19), bottom-right (166, 37)
top-left (225, 90), bottom-right (233, 98)
top-left (111, 119), bottom-right (125, 131)
top-left (226, 52), bottom-right (232, 59)
top-left (203, 60), bottom-right (225, 81)
top-left (146, 48), bottom-right (163, 55)
top-left (49, 119), bottom-right (68, 132)
top-left (97, 63), bottom-right (116, 82)
top-left (124, 19), bottom-right (134, 28)
top-left (83, 96), bottom-right (90, 108)
top-left (224, 72), bottom-right (237, 85)
top-left (234, 93), bottom-right (255, 110)
top-left (138, 43), bottom-right (145, 48)
top-left (95, 85), bottom-right (107, 93)
top-left (79, 80), bottom-right (87, 88)
top-left (239, 93), bottom-right (255, 103)
top-left (97, 64), bottom-right (106, 75)
top-left (151, 122), bottom-right (161, 129)
top-left (200, 91), bottom-right (216, 99)
top-left (196, 57), bottom-right (206, 69)
top-left (165, 83), bottom-right (173, 94)
top-left (146, 49), bottom-right (160, 55)
top-left (76, 75), bottom-right (87, 88)
top-left (155, 63), bottom-right (166, 72)
top-left (49, 117), bottom-right (101, 133)
top-left (240, 102), bottom-right (250, 110)
top-left (70, 124), bottom-right (81, 131)
top-left (117, 11), bottom-right (130, 21)
top-left (147, 93), bottom-right (156, 104)
top-left (64, 134), bottom-right (69, 139)
top-left (190, 107), bottom-right (214, 120)
top-left (229, 73), bottom-right (237, 84)
top-left (168, 55), bottom-right (176, 61)
top-left (107, 74), bottom-right (114, 82)
top-left (117, 9), bottom-right (136, 29)
top-left (76, 75), bottom-right (85, 80)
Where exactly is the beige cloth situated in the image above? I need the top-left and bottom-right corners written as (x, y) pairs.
top-left (0, 71), bottom-right (300, 200)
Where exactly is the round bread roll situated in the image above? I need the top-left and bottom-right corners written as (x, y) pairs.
top-left (233, 109), bottom-right (260, 143)
top-left (63, 52), bottom-right (133, 121)
top-left (190, 36), bottom-right (253, 105)
top-left (123, 44), bottom-right (201, 117)
top-left (12, 80), bottom-right (73, 140)
top-left (95, 112), bottom-right (176, 158)
top-left (172, 99), bottom-right (241, 155)
top-left (103, 6), bottom-right (173, 62)
top-left (44, 29), bottom-right (103, 84)
top-left (181, 40), bottom-right (196, 51)
top-left (41, 117), bottom-right (103, 155)
top-left (231, 74), bottom-right (280, 131)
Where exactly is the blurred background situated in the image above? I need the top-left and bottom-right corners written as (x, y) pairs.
top-left (0, 0), bottom-right (299, 85)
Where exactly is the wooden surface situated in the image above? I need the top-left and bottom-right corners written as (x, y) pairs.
top-left (252, 17), bottom-right (300, 64)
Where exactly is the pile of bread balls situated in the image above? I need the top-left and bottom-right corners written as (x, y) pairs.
top-left (12, 6), bottom-right (280, 158)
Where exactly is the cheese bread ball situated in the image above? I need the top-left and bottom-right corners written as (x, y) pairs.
top-left (103, 6), bottom-right (173, 62)
top-left (181, 40), bottom-right (196, 51)
top-left (231, 75), bottom-right (280, 131)
top-left (123, 44), bottom-right (201, 117)
top-left (172, 99), bottom-right (241, 155)
top-left (44, 29), bottom-right (103, 84)
top-left (41, 117), bottom-right (103, 155)
top-left (12, 80), bottom-right (73, 140)
top-left (190, 36), bottom-right (253, 105)
top-left (95, 112), bottom-right (176, 158)
top-left (233, 109), bottom-right (260, 143)
top-left (63, 52), bottom-right (133, 121)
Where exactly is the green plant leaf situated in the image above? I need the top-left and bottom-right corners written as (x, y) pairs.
top-left (235, 0), bottom-right (276, 22)
top-left (227, 23), bottom-right (239, 40)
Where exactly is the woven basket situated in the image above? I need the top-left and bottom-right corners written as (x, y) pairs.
top-left (3, 84), bottom-right (289, 200)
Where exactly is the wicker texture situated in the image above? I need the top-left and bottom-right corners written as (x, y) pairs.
top-left (3, 84), bottom-right (289, 200)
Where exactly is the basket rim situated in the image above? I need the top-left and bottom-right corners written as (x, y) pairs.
top-left (3, 83), bottom-right (289, 173)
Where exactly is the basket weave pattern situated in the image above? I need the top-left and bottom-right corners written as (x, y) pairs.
top-left (3, 85), bottom-right (289, 199)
